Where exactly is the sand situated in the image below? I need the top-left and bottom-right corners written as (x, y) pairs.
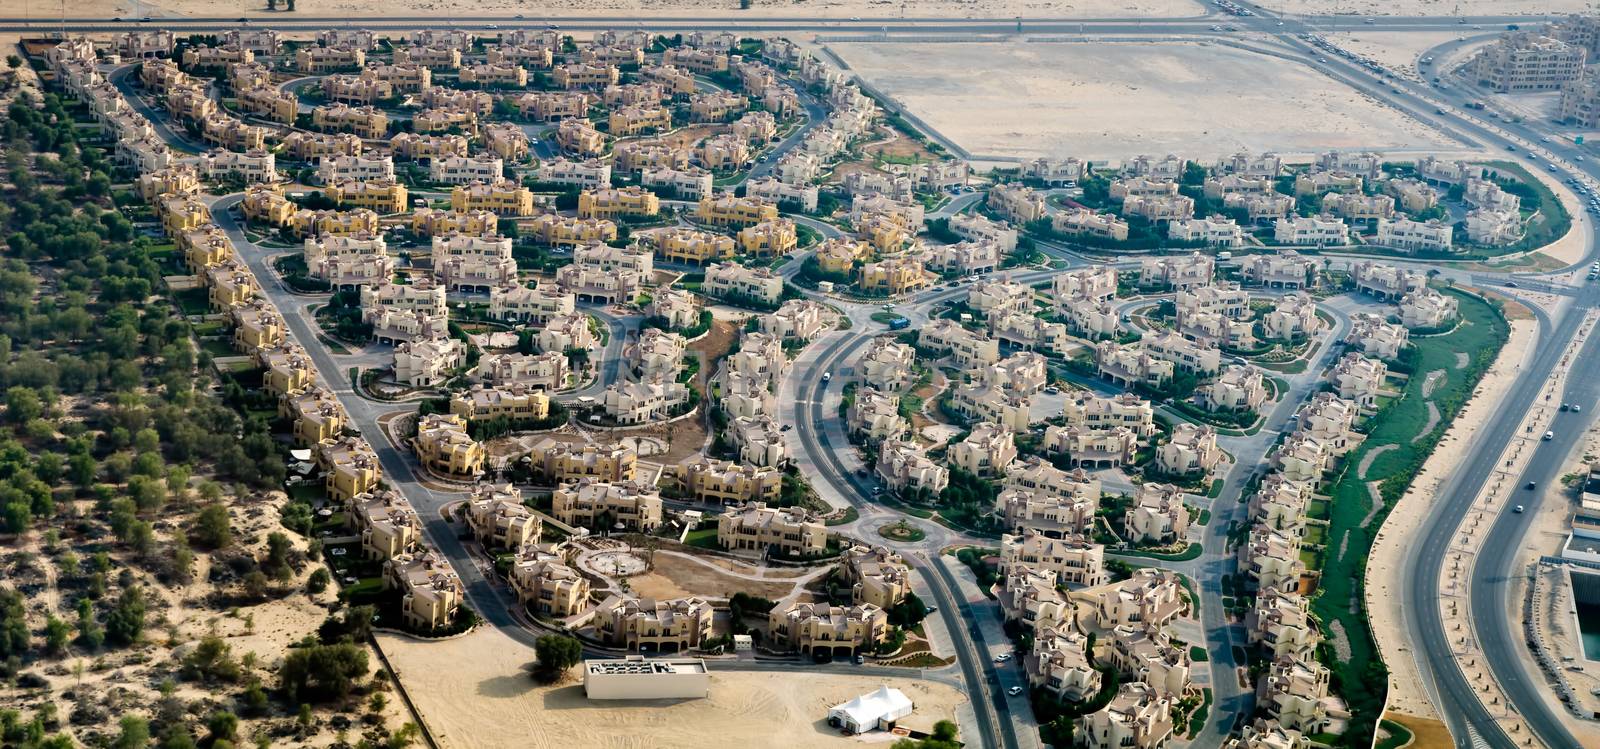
top-left (1274, 0), bottom-right (1590, 17)
top-left (1324, 31), bottom-right (1473, 77)
top-left (1363, 314), bottom-right (1538, 721)
top-left (829, 40), bottom-right (1457, 161)
top-left (377, 626), bottom-right (970, 749)
top-left (0, 0), bottom-right (1207, 20)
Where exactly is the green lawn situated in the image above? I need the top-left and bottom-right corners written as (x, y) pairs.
top-left (683, 528), bottom-right (721, 550)
top-left (1310, 288), bottom-right (1508, 749)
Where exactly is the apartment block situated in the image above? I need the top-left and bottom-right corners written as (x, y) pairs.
top-left (768, 603), bottom-right (889, 657)
top-left (512, 550), bottom-right (590, 618)
top-left (413, 413), bottom-right (485, 479)
top-left (553, 478), bottom-right (662, 532)
top-left (1375, 217), bottom-right (1454, 253)
top-left (877, 439), bottom-right (950, 497)
top-left (1400, 288), bottom-right (1459, 329)
top-left (311, 103), bottom-right (388, 139)
top-left (717, 502), bottom-right (826, 556)
top-left (384, 551), bottom-right (464, 631)
top-left (1471, 31), bottom-right (1586, 92)
top-left (317, 436), bottom-right (382, 503)
top-left (999, 530), bottom-right (1107, 588)
top-left (527, 438), bottom-right (637, 483)
top-left (1049, 204), bottom-right (1139, 243)
top-left (579, 186), bottom-right (661, 220)
top-left (703, 263), bottom-right (785, 306)
top-left (394, 337), bottom-right (465, 387)
top-left (465, 483), bottom-right (542, 551)
top-left (1156, 423), bottom-right (1221, 477)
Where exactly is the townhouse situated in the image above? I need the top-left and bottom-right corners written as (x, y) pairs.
top-left (717, 502), bottom-right (827, 556)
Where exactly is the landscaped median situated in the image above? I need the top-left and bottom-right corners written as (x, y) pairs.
top-left (1308, 287), bottom-right (1509, 746)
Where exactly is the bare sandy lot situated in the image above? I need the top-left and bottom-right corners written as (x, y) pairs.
top-left (830, 41), bottom-right (1457, 161)
top-left (1275, 0), bottom-right (1589, 17)
top-left (0, 0), bottom-right (1205, 20)
top-left (1327, 31), bottom-right (1472, 76)
top-left (378, 627), bottom-right (969, 749)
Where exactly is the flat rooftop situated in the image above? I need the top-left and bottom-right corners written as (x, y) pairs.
top-left (586, 657), bottom-right (707, 675)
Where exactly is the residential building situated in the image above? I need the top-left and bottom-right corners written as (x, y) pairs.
top-left (384, 551), bottom-right (464, 631)
top-left (877, 439), bottom-right (950, 497)
top-left (413, 413), bottom-right (484, 479)
top-left (703, 263), bottom-right (784, 307)
top-left (1352, 261), bottom-right (1424, 300)
top-left (472, 351), bottom-right (569, 391)
top-left (1051, 208), bottom-right (1123, 243)
top-left (1330, 353), bottom-right (1388, 410)
top-left (601, 381), bottom-right (690, 425)
top-left (554, 478), bottom-right (662, 531)
top-left (1345, 312), bottom-right (1409, 360)
top-left (1375, 217), bottom-right (1454, 253)
top-left (948, 422), bottom-right (1019, 478)
top-left (428, 154), bottom-right (505, 185)
top-left (717, 502), bottom-right (827, 556)
top-left (1138, 252), bottom-right (1213, 290)
top-left (1199, 364), bottom-right (1268, 413)
top-left (465, 483), bottom-right (542, 551)
top-left (858, 338), bottom-right (918, 392)
top-left (999, 530), bottom-right (1108, 588)
top-left (317, 437), bottom-right (381, 503)
top-left (1076, 683), bottom-right (1176, 749)
top-left (1263, 294), bottom-right (1320, 341)
top-left (393, 338), bottom-right (465, 387)
top-left (1471, 31), bottom-right (1586, 92)
top-left (767, 602), bottom-right (889, 657)
top-left (918, 320), bottom-right (1001, 366)
top-left (595, 596), bottom-right (713, 651)
top-left (451, 179), bottom-right (537, 216)
top-left (1400, 288), bottom-right (1459, 329)
top-left (527, 439), bottom-right (637, 483)
top-left (511, 550), bottom-right (590, 618)
top-left (1157, 423), bottom-right (1221, 477)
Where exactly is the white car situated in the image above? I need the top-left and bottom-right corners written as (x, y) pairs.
top-left (1007, 686), bottom-right (1025, 696)
top-left (994, 653), bottom-right (1011, 663)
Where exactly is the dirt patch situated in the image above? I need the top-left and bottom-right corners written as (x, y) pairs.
top-left (1412, 402), bottom-right (1440, 445)
top-left (1383, 712), bottom-right (1454, 749)
top-left (626, 552), bottom-right (816, 602)
top-left (378, 626), bottom-right (971, 749)
top-left (1358, 444), bottom-right (1397, 480)
top-left (1420, 369), bottom-right (1445, 398)
top-left (647, 124), bottom-right (729, 152)
top-left (825, 160), bottom-right (890, 187)
top-left (859, 128), bottom-right (938, 165)
top-left (1327, 619), bottom-right (1353, 663)
top-left (1472, 288), bottom-right (1538, 321)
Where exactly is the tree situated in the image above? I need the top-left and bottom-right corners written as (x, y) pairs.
top-left (206, 711), bottom-right (239, 744)
top-left (532, 634), bottom-right (583, 683)
top-left (280, 642), bottom-right (369, 703)
top-left (239, 679), bottom-right (270, 717)
top-left (306, 568), bottom-right (330, 595)
top-left (158, 725), bottom-right (198, 749)
top-left (317, 605), bottom-right (374, 644)
top-left (192, 503), bottom-right (232, 549)
top-left (43, 615), bottom-right (69, 655)
top-left (887, 591), bottom-right (929, 628)
top-left (104, 586), bottom-right (146, 646)
top-left (0, 590), bottom-right (27, 658)
top-left (112, 716), bottom-right (150, 749)
top-left (181, 634), bottom-right (242, 683)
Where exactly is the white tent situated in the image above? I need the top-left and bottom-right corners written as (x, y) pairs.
top-left (826, 686), bottom-right (914, 734)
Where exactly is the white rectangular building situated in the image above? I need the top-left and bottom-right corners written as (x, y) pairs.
top-left (583, 656), bottom-right (710, 700)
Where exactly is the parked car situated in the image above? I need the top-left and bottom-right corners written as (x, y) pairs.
top-left (1007, 686), bottom-right (1025, 696)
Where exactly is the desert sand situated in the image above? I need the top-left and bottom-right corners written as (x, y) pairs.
top-left (377, 626), bottom-right (970, 749)
top-left (1326, 30), bottom-right (1472, 76)
top-left (829, 40), bottom-right (1457, 161)
top-left (0, 0), bottom-right (1207, 20)
top-left (1274, 0), bottom-right (1591, 17)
